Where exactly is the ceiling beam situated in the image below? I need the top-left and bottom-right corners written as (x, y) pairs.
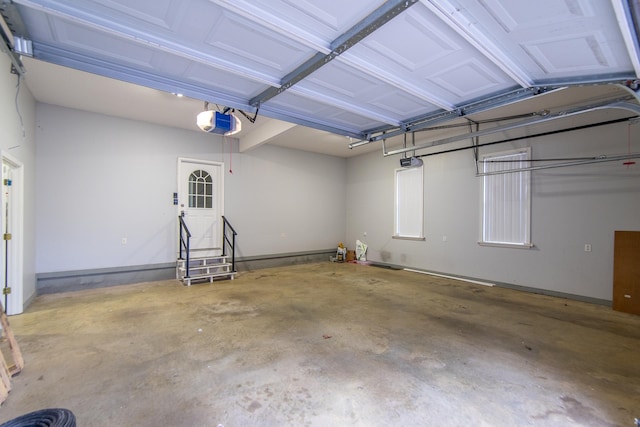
top-left (257, 104), bottom-right (364, 138)
top-left (239, 120), bottom-right (296, 152)
top-left (249, 0), bottom-right (419, 107)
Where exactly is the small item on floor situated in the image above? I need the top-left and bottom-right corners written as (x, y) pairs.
top-left (322, 335), bottom-right (332, 339)
top-left (356, 240), bottom-right (367, 261)
top-left (346, 250), bottom-right (356, 262)
top-left (336, 243), bottom-right (346, 263)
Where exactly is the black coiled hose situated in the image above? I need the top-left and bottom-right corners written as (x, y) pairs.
top-left (0, 408), bottom-right (76, 427)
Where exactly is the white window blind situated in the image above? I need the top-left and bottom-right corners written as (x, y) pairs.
top-left (481, 150), bottom-right (531, 247)
top-left (394, 166), bottom-right (424, 239)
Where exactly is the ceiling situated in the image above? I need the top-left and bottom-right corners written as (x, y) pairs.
top-left (2, 0), bottom-right (640, 157)
top-left (19, 56), bottom-right (367, 157)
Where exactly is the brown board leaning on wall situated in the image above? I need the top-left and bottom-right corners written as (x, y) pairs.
top-left (613, 231), bottom-right (640, 315)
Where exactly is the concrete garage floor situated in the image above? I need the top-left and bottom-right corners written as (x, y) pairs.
top-left (1, 262), bottom-right (639, 426)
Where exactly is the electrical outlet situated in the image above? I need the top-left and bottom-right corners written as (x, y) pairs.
top-left (584, 244), bottom-right (591, 252)
top-left (442, 235), bottom-right (447, 242)
top-left (363, 231), bottom-right (367, 237)
top-left (121, 237), bottom-right (127, 245)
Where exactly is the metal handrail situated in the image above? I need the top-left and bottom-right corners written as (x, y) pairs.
top-left (178, 215), bottom-right (191, 278)
top-left (222, 216), bottom-right (237, 272)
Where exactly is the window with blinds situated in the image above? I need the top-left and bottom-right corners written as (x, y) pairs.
top-left (481, 149), bottom-right (532, 247)
top-left (394, 166), bottom-right (424, 240)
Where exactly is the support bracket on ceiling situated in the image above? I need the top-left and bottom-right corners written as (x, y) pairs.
top-left (349, 86), bottom-right (551, 148)
top-left (0, 40), bottom-right (24, 76)
top-left (382, 96), bottom-right (638, 157)
top-left (0, 11), bottom-right (25, 76)
top-left (617, 80), bottom-right (640, 103)
top-left (249, 0), bottom-right (419, 108)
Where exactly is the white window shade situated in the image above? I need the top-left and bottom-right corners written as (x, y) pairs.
top-left (482, 150), bottom-right (531, 247)
top-left (394, 166), bottom-right (424, 240)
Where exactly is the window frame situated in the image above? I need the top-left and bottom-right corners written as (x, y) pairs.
top-left (188, 169), bottom-right (213, 209)
top-left (393, 165), bottom-right (425, 241)
top-left (479, 148), bottom-right (533, 249)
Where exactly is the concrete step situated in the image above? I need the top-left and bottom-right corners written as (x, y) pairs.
top-left (176, 252), bottom-right (236, 284)
top-left (182, 271), bottom-right (236, 286)
top-left (177, 263), bottom-right (231, 273)
top-left (177, 263), bottom-right (231, 279)
top-left (177, 255), bottom-right (228, 268)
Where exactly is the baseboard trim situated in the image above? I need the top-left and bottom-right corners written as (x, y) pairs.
top-left (494, 281), bottom-right (611, 307)
top-left (373, 262), bottom-right (612, 307)
top-left (234, 249), bottom-right (335, 272)
top-left (36, 249), bottom-right (337, 294)
top-left (37, 262), bottom-right (177, 294)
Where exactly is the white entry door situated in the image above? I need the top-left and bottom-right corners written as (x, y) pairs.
top-left (1, 155), bottom-right (23, 316)
top-left (178, 158), bottom-right (224, 257)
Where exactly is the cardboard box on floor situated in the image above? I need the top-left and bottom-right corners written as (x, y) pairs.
top-left (346, 250), bottom-right (355, 261)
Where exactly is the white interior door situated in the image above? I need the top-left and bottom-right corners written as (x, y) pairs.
top-left (178, 158), bottom-right (224, 257)
top-left (1, 155), bottom-right (23, 316)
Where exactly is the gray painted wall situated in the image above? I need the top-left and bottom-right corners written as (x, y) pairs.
top-left (35, 104), bottom-right (346, 278)
top-left (0, 54), bottom-right (37, 310)
top-left (346, 117), bottom-right (640, 301)
top-left (10, 59), bottom-right (640, 303)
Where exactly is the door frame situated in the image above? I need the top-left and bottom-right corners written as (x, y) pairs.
top-left (176, 157), bottom-right (225, 252)
top-left (1, 152), bottom-right (24, 316)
